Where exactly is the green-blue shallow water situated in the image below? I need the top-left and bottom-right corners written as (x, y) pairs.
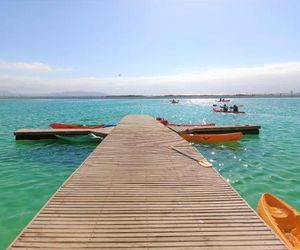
top-left (0, 97), bottom-right (299, 249)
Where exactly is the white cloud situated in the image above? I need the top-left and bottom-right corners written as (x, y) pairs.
top-left (0, 62), bottom-right (300, 95)
top-left (0, 61), bottom-right (52, 72)
top-left (0, 60), bottom-right (71, 73)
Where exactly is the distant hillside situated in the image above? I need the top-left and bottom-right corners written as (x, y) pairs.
top-left (0, 91), bottom-right (15, 97)
top-left (1, 92), bottom-right (299, 98)
top-left (47, 91), bottom-right (108, 97)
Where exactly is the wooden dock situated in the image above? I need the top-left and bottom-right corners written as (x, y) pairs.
top-left (14, 124), bottom-right (260, 140)
top-left (9, 115), bottom-right (285, 249)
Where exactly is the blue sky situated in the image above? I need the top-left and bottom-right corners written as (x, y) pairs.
top-left (0, 0), bottom-right (299, 95)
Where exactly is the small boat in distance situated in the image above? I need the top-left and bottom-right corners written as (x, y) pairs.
top-left (257, 193), bottom-right (300, 250)
top-left (170, 99), bottom-right (179, 104)
top-left (216, 98), bottom-right (230, 102)
top-left (180, 132), bottom-right (243, 143)
top-left (50, 123), bottom-right (113, 129)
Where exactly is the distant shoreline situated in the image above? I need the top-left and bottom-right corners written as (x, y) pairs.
top-left (0, 94), bottom-right (299, 99)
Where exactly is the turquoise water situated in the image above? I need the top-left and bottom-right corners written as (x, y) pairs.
top-left (0, 98), bottom-right (299, 249)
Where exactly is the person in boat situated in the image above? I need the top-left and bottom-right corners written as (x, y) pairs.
top-left (219, 98), bottom-right (222, 102)
top-left (232, 104), bottom-right (238, 112)
top-left (222, 104), bottom-right (228, 112)
top-left (171, 99), bottom-right (179, 104)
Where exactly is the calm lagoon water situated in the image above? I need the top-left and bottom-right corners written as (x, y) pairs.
top-left (0, 97), bottom-right (299, 248)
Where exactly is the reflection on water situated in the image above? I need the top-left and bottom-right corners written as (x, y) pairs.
top-left (195, 141), bottom-right (244, 151)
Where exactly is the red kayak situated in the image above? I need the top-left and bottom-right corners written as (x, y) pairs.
top-left (216, 99), bottom-right (230, 102)
top-left (50, 123), bottom-right (106, 129)
top-left (213, 108), bottom-right (245, 114)
top-left (156, 117), bottom-right (215, 126)
top-left (168, 123), bottom-right (215, 127)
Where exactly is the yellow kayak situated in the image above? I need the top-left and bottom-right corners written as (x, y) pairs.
top-left (257, 193), bottom-right (300, 249)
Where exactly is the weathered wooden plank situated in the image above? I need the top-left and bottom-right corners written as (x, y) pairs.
top-left (10, 241), bottom-right (287, 248)
top-left (9, 115), bottom-right (285, 249)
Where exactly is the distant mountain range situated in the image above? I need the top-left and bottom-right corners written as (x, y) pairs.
top-left (0, 91), bottom-right (108, 97)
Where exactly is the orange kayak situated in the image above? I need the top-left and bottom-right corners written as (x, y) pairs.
top-left (180, 132), bottom-right (243, 143)
top-left (257, 193), bottom-right (300, 250)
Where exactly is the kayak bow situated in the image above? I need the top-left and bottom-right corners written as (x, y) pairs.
top-left (257, 193), bottom-right (300, 250)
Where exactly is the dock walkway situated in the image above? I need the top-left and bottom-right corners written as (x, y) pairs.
top-left (10, 115), bottom-right (286, 249)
